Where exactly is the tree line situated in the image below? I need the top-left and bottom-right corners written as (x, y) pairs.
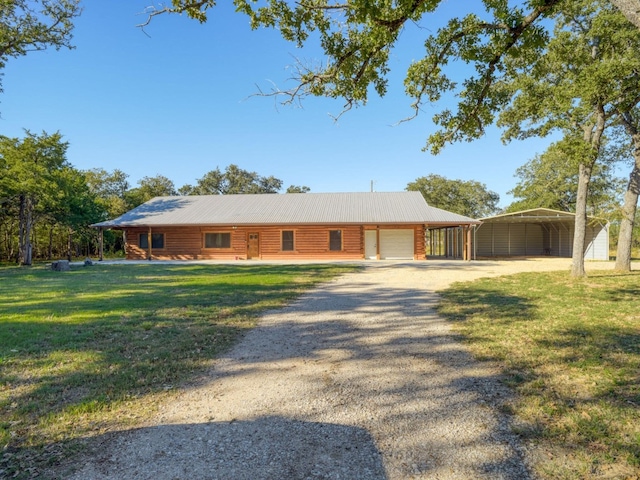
top-left (0, 132), bottom-right (311, 265)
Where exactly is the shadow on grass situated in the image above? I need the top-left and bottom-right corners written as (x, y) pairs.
top-left (436, 287), bottom-right (537, 324)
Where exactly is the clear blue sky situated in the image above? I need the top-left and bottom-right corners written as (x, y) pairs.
top-left (3, 1), bottom-right (555, 207)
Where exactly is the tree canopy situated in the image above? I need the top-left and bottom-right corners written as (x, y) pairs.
top-left (406, 174), bottom-right (500, 218)
top-left (0, 1), bottom-right (81, 94)
top-left (0, 131), bottom-right (104, 264)
top-left (507, 138), bottom-right (625, 215)
top-left (180, 164), bottom-right (283, 195)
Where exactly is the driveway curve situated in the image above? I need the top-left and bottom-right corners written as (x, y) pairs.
top-left (68, 258), bottom-right (613, 480)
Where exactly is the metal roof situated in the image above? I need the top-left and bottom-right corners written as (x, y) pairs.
top-left (479, 208), bottom-right (605, 224)
top-left (92, 192), bottom-right (480, 228)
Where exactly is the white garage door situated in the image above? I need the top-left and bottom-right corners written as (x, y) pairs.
top-left (379, 229), bottom-right (414, 259)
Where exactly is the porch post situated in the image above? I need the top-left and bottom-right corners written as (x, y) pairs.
top-left (147, 227), bottom-right (152, 260)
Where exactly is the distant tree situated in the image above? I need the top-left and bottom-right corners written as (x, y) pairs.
top-left (406, 174), bottom-right (500, 219)
top-left (286, 185), bottom-right (310, 193)
top-left (0, 1), bottom-right (81, 95)
top-left (48, 166), bottom-right (103, 260)
top-left (125, 174), bottom-right (177, 208)
top-left (184, 164), bottom-right (283, 195)
top-left (507, 138), bottom-right (625, 215)
top-left (84, 168), bottom-right (130, 218)
top-left (177, 184), bottom-right (195, 196)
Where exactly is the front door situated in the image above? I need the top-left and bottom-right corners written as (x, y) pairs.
top-left (365, 230), bottom-right (377, 259)
top-left (247, 233), bottom-right (259, 259)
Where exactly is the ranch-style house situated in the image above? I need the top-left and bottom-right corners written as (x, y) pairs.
top-left (92, 191), bottom-right (480, 261)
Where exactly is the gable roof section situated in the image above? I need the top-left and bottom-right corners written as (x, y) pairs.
top-left (92, 192), bottom-right (479, 228)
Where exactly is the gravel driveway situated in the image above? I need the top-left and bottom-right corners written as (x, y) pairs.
top-left (67, 258), bottom-right (612, 480)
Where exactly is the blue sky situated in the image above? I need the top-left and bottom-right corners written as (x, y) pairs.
top-left (2, 1), bottom-right (555, 207)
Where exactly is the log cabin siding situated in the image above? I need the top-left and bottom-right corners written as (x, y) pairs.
top-left (123, 224), bottom-right (428, 260)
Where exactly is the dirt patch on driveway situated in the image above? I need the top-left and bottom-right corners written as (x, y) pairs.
top-left (63, 258), bottom-right (617, 479)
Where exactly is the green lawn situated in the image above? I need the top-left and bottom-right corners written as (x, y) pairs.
top-left (438, 270), bottom-right (640, 479)
top-left (0, 262), bottom-right (357, 478)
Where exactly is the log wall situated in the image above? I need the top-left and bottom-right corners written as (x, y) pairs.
top-left (123, 224), bottom-right (427, 261)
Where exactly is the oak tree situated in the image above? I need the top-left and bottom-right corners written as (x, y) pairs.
top-left (0, 1), bottom-right (81, 94)
top-left (407, 174), bottom-right (500, 218)
top-left (507, 138), bottom-right (625, 216)
top-left (182, 164), bottom-right (283, 195)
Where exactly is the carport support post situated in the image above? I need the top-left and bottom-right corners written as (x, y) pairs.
top-left (376, 229), bottom-right (381, 260)
top-left (465, 226), bottom-right (472, 261)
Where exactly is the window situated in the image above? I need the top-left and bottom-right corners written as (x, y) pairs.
top-left (139, 233), bottom-right (164, 249)
top-left (204, 232), bottom-right (231, 249)
top-left (282, 230), bottom-right (294, 251)
top-left (329, 230), bottom-right (342, 251)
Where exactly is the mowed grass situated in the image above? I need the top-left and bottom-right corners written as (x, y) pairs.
top-left (438, 270), bottom-right (640, 479)
top-left (0, 262), bottom-right (357, 478)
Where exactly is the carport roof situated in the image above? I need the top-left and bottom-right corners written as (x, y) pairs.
top-left (479, 208), bottom-right (605, 224)
top-left (92, 192), bottom-right (481, 228)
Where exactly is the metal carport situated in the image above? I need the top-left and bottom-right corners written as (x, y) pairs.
top-left (472, 208), bottom-right (609, 260)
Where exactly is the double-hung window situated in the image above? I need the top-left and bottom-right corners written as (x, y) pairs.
top-left (329, 230), bottom-right (342, 251)
top-left (282, 230), bottom-right (294, 251)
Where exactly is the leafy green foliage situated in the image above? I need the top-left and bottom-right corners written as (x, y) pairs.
top-left (147, 1), bottom-right (568, 151)
top-left (507, 137), bottom-right (626, 215)
top-left (84, 168), bottom-right (131, 219)
top-left (286, 185), bottom-right (311, 193)
top-left (0, 133), bottom-right (108, 263)
top-left (180, 164), bottom-right (283, 195)
top-left (406, 174), bottom-right (500, 218)
top-left (0, 0), bottom-right (81, 95)
top-left (125, 174), bottom-right (177, 208)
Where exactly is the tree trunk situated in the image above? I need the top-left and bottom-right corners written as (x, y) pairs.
top-left (571, 162), bottom-right (591, 277)
top-left (572, 113), bottom-right (606, 277)
top-left (611, 0), bottom-right (640, 30)
top-left (48, 226), bottom-right (54, 260)
top-left (17, 194), bottom-right (25, 264)
top-left (67, 227), bottom-right (73, 262)
top-left (615, 135), bottom-right (640, 271)
top-left (23, 197), bottom-right (33, 266)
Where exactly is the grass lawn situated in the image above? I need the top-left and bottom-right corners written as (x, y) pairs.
top-left (0, 262), bottom-right (357, 478)
top-left (438, 270), bottom-right (640, 479)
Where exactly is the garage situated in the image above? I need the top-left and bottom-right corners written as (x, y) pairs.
top-left (379, 229), bottom-right (414, 259)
